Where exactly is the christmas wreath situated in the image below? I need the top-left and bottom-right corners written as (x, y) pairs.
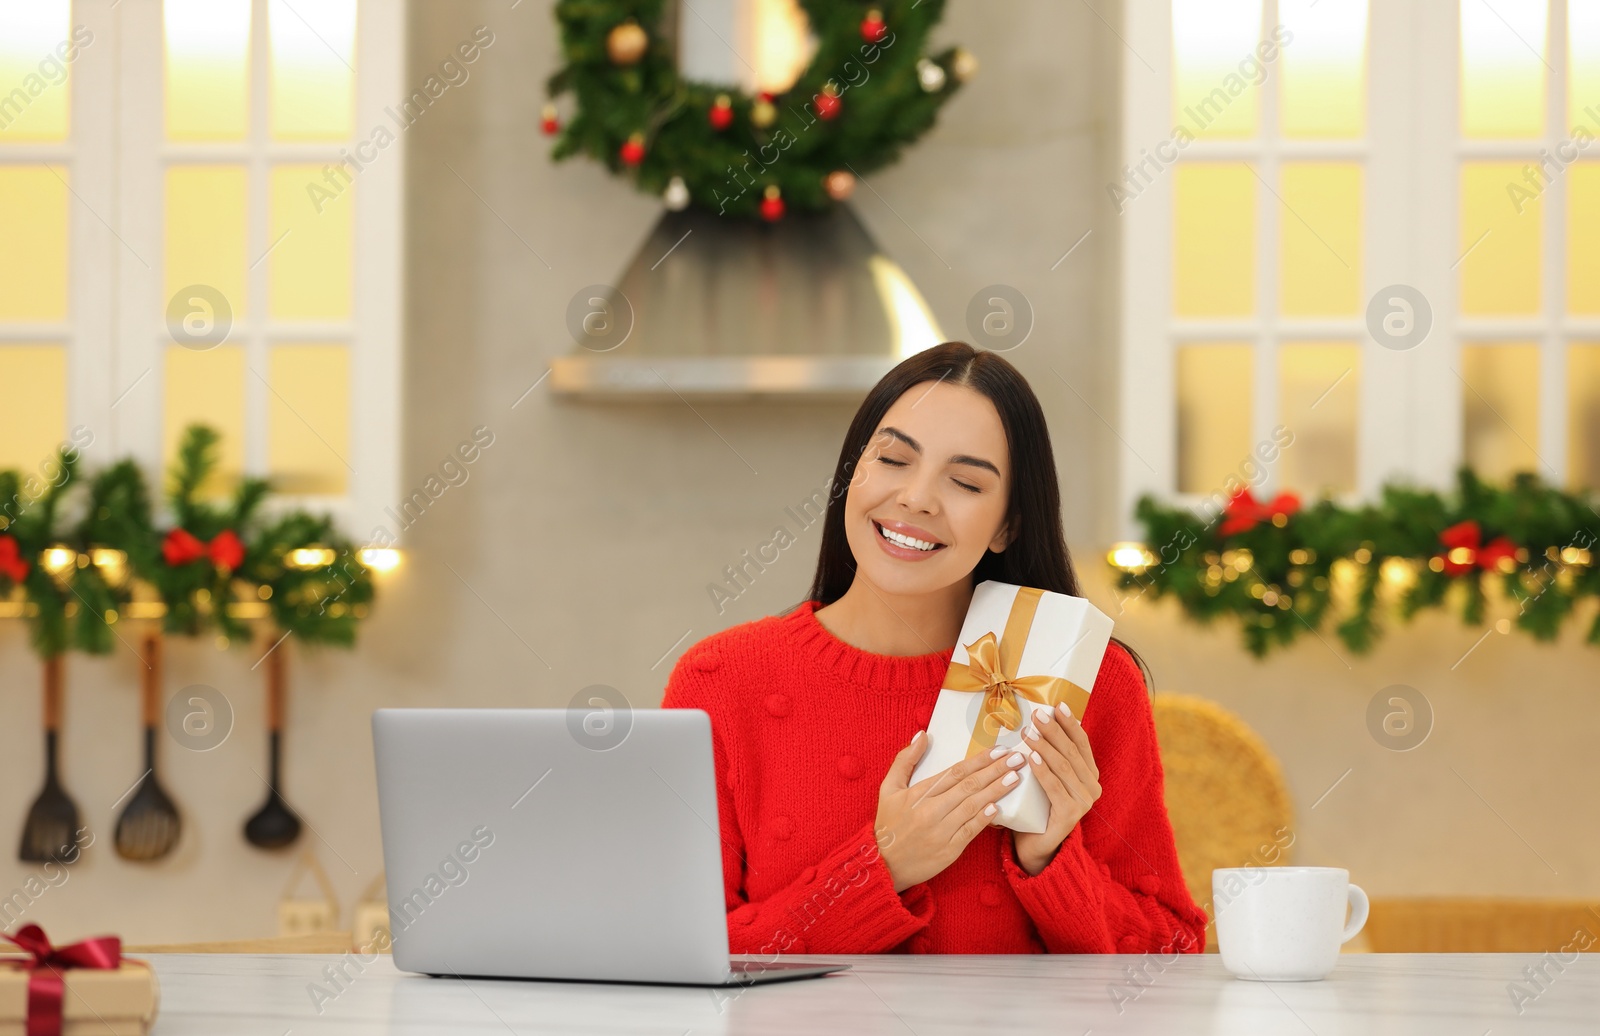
top-left (544, 0), bottom-right (976, 219)
top-left (1112, 468), bottom-right (1600, 658)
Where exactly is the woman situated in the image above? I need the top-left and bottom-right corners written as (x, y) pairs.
top-left (662, 341), bottom-right (1206, 956)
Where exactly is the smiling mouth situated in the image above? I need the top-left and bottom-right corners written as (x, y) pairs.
top-left (873, 520), bottom-right (947, 552)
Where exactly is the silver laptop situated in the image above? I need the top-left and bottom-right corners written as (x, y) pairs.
top-left (371, 707), bottom-right (849, 986)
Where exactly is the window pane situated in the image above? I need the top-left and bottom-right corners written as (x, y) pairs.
top-left (165, 166), bottom-right (248, 326)
top-left (269, 0), bottom-right (357, 141)
top-left (165, 0), bottom-right (251, 141)
top-left (267, 344), bottom-right (349, 495)
top-left (1279, 0), bottom-right (1368, 139)
top-left (165, 344), bottom-right (246, 497)
top-left (1569, 163), bottom-right (1600, 315)
top-left (0, 1), bottom-right (73, 141)
top-left (1279, 162), bottom-right (1362, 316)
top-left (0, 345), bottom-right (66, 472)
top-left (1460, 0), bottom-right (1548, 139)
top-left (1279, 342), bottom-right (1359, 494)
top-left (1172, 0), bottom-right (1263, 140)
top-left (1569, 344), bottom-right (1600, 488)
top-left (1175, 163), bottom-right (1256, 317)
top-left (1460, 161), bottom-right (1541, 316)
top-left (1177, 343), bottom-right (1254, 493)
top-left (1573, 0), bottom-right (1600, 132)
top-left (0, 166), bottom-right (68, 321)
top-left (1461, 343), bottom-right (1540, 480)
top-left (270, 164), bottom-right (352, 320)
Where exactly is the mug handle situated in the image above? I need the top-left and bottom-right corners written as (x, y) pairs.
top-left (1341, 883), bottom-right (1370, 943)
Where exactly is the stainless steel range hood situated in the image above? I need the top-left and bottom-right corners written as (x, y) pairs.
top-left (548, 202), bottom-right (944, 401)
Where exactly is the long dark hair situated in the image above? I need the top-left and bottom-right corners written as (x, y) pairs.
top-left (802, 341), bottom-right (1149, 686)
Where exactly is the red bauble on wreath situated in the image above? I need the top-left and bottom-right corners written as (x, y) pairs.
top-left (619, 132), bottom-right (646, 166)
top-left (759, 185), bottom-right (786, 221)
top-left (814, 84), bottom-right (842, 120)
top-left (861, 8), bottom-right (887, 43)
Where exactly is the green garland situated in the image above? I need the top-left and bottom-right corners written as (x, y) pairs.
top-left (1113, 468), bottom-right (1600, 658)
top-left (0, 451), bottom-right (82, 658)
top-left (0, 424), bottom-right (377, 658)
top-left (546, 0), bottom-right (970, 218)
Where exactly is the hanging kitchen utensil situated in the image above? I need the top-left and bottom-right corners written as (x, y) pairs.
top-left (114, 632), bottom-right (183, 861)
top-left (19, 655), bottom-right (82, 863)
top-left (244, 637), bottom-right (302, 849)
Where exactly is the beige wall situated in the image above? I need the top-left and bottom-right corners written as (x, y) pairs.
top-left (0, 0), bottom-right (1593, 947)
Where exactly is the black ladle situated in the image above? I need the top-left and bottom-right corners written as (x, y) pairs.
top-left (115, 633), bottom-right (182, 861)
top-left (19, 655), bottom-right (81, 863)
top-left (244, 638), bottom-right (302, 850)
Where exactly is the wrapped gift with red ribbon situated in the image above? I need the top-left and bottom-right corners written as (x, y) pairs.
top-left (0, 925), bottom-right (159, 1036)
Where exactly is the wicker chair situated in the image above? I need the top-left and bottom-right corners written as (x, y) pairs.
top-left (1363, 898), bottom-right (1600, 952)
top-left (1151, 692), bottom-right (1295, 952)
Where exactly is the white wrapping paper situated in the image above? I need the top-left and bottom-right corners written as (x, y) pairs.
top-left (908, 580), bottom-right (1114, 833)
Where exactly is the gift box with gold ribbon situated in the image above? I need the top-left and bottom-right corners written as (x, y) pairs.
top-left (909, 580), bottom-right (1114, 834)
top-left (1, 925), bottom-right (159, 1036)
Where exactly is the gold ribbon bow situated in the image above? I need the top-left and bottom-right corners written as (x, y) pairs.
top-left (943, 586), bottom-right (1091, 760)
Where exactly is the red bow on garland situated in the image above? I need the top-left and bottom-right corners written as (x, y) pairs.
top-left (162, 527), bottom-right (245, 571)
top-left (0, 534), bottom-right (28, 582)
top-left (1219, 487), bottom-right (1302, 537)
top-left (2, 924), bottom-right (125, 1036)
top-left (1436, 519), bottom-right (1518, 575)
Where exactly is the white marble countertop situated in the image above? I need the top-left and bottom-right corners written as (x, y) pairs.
top-left (140, 952), bottom-right (1599, 1034)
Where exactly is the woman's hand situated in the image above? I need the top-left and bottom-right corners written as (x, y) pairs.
top-left (875, 731), bottom-right (1029, 892)
top-left (1011, 703), bottom-right (1102, 876)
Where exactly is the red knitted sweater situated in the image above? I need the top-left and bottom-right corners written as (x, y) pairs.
top-left (660, 597), bottom-right (1209, 956)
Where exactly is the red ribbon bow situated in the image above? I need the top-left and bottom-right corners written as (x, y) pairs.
top-left (162, 527), bottom-right (245, 571)
top-left (1219, 487), bottom-right (1301, 537)
top-left (2, 924), bottom-right (124, 1036)
top-left (0, 534), bottom-right (28, 582)
top-left (1436, 520), bottom-right (1517, 575)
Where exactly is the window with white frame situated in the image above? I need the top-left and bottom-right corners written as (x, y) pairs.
top-left (0, 0), bottom-right (401, 537)
top-left (1117, 0), bottom-right (1600, 528)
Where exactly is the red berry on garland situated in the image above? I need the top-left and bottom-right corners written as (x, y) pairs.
top-left (620, 132), bottom-right (646, 166)
top-left (709, 93), bottom-right (734, 131)
top-left (861, 8), bottom-right (887, 43)
top-left (814, 84), bottom-right (842, 121)
top-left (541, 103), bottom-right (560, 135)
top-left (760, 184), bottom-right (785, 221)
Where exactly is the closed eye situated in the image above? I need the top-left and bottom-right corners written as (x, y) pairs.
top-left (879, 456), bottom-right (983, 493)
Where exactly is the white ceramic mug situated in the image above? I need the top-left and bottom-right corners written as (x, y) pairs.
top-left (1212, 866), bottom-right (1368, 981)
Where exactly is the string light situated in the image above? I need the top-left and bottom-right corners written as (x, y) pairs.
top-left (358, 548), bottom-right (402, 573)
top-left (1106, 542), bottom-right (1156, 572)
top-left (40, 546), bottom-right (77, 576)
top-left (286, 547), bottom-right (338, 569)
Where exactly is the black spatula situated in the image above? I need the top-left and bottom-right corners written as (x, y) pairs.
top-left (244, 638), bottom-right (301, 849)
top-left (115, 632), bottom-right (182, 861)
top-left (19, 655), bottom-right (81, 863)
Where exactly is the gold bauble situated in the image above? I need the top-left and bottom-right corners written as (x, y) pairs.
top-left (751, 99), bottom-right (777, 128)
top-left (823, 170), bottom-right (855, 200)
top-left (606, 22), bottom-right (648, 65)
top-left (951, 47), bottom-right (979, 82)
